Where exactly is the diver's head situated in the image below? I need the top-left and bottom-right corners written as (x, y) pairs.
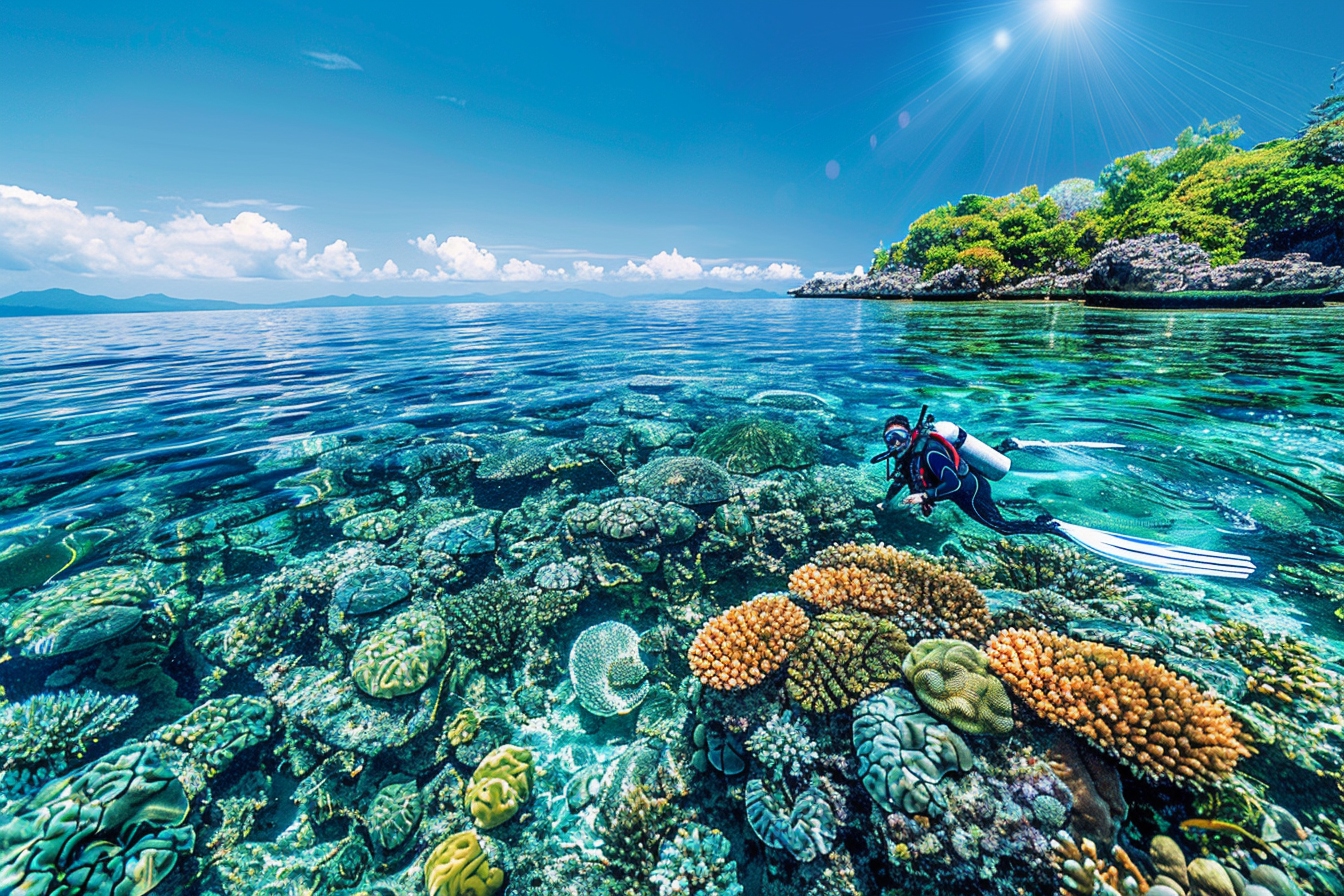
top-left (870, 414), bottom-right (913, 464)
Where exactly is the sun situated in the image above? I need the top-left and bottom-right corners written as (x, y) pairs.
top-left (1049, 0), bottom-right (1083, 17)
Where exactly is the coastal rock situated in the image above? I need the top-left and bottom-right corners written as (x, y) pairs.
top-left (1085, 233), bottom-right (1214, 292)
top-left (790, 266), bottom-right (922, 298)
top-left (913, 263), bottom-right (983, 295)
top-left (1209, 252), bottom-right (1344, 291)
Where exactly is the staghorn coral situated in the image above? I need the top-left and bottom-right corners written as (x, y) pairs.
top-left (971, 539), bottom-right (1132, 605)
top-left (569, 621), bottom-right (650, 717)
top-left (595, 783), bottom-right (685, 896)
top-left (902, 638), bottom-right (1014, 735)
top-left (1052, 830), bottom-right (1149, 896)
top-left (0, 743), bottom-right (195, 896)
top-left (425, 830), bottom-right (506, 896)
top-left (744, 710), bottom-right (819, 780)
top-left (1212, 620), bottom-right (1330, 705)
top-left (648, 824), bottom-right (744, 896)
top-left (987, 628), bottom-right (1251, 786)
top-left (466, 744), bottom-right (534, 830)
top-left (0, 689), bottom-right (138, 781)
top-left (687, 594), bottom-right (810, 691)
top-left (788, 543), bottom-right (990, 642)
top-left (351, 608), bottom-right (449, 698)
top-left (785, 610), bottom-right (910, 713)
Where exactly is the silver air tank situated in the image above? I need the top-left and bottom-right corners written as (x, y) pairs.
top-left (932, 420), bottom-right (1011, 481)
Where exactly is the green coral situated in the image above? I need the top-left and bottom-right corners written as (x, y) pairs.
top-left (367, 779), bottom-right (422, 851)
top-left (972, 539), bottom-right (1131, 604)
top-left (901, 638), bottom-right (1014, 735)
top-left (0, 743), bottom-right (195, 896)
top-left (0, 689), bottom-right (139, 780)
top-left (852, 686), bottom-right (974, 818)
top-left (351, 608), bottom-right (448, 698)
top-left (444, 578), bottom-right (538, 674)
top-left (692, 418), bottom-right (819, 475)
top-left (154, 695), bottom-right (275, 775)
top-left (425, 830), bottom-right (505, 896)
top-left (466, 744), bottom-right (534, 830)
top-left (648, 824), bottom-right (743, 896)
top-left (596, 783), bottom-right (686, 896)
top-left (785, 611), bottom-right (910, 713)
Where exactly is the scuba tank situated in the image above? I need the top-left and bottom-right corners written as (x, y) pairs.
top-left (930, 419), bottom-right (1011, 481)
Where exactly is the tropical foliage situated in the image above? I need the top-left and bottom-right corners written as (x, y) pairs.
top-left (873, 94), bottom-right (1344, 278)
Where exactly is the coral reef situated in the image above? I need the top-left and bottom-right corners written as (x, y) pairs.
top-left (687, 594), bottom-right (810, 691)
top-left (784, 610), bottom-right (910, 713)
top-left (153, 694), bottom-right (274, 776)
top-left (569, 621), bottom-right (650, 717)
top-left (444, 578), bottom-right (540, 674)
top-left (648, 824), bottom-right (744, 896)
top-left (351, 608), bottom-right (449, 698)
top-left (744, 710), bottom-right (818, 779)
top-left (901, 638), bottom-right (1014, 735)
top-left (0, 689), bottom-right (138, 781)
top-left (692, 418), bottom-right (819, 475)
top-left (967, 539), bottom-right (1132, 605)
top-left (852, 686), bottom-right (974, 817)
top-left (466, 744), bottom-right (534, 829)
top-left (332, 563), bottom-right (411, 615)
top-left (632, 456), bottom-right (736, 506)
top-left (595, 783), bottom-right (685, 896)
top-left (367, 779), bottom-right (422, 851)
top-left (788, 543), bottom-right (991, 642)
top-left (987, 628), bottom-right (1252, 785)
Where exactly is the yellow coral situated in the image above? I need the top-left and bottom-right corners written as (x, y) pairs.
top-left (425, 831), bottom-right (505, 896)
top-left (466, 744), bottom-right (534, 829)
top-left (687, 594), bottom-right (810, 691)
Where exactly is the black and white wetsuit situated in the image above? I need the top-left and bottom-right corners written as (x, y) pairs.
top-left (884, 437), bottom-right (1060, 537)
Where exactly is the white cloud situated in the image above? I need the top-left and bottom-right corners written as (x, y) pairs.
top-left (708, 261), bottom-right (804, 281)
top-left (412, 234), bottom-right (499, 279)
top-left (501, 257), bottom-right (548, 281)
top-left (617, 248), bottom-right (704, 280)
top-left (304, 51), bottom-right (362, 71)
top-left (0, 183), bottom-right (364, 280)
top-left (571, 260), bottom-right (605, 280)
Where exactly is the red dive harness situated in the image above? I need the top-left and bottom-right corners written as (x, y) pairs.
top-left (907, 428), bottom-right (965, 495)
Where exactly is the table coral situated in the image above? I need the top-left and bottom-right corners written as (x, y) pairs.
top-left (569, 620), bottom-right (650, 717)
top-left (902, 638), bottom-right (1014, 735)
top-left (785, 610), bottom-right (910, 713)
top-left (688, 594), bottom-right (810, 691)
top-left (788, 543), bottom-right (990, 642)
top-left (987, 628), bottom-right (1252, 786)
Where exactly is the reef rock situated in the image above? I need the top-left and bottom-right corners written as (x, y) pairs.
top-left (1086, 234), bottom-right (1214, 292)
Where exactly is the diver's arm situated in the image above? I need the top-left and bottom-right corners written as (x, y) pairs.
top-left (877, 478), bottom-right (907, 510)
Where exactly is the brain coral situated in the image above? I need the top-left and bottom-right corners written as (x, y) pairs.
top-left (788, 543), bottom-right (990, 643)
top-left (785, 611), bottom-right (910, 713)
top-left (986, 628), bottom-right (1252, 785)
top-left (902, 638), bottom-right (1014, 735)
top-left (852, 686), bottom-right (974, 818)
top-left (569, 621), bottom-right (650, 717)
top-left (351, 608), bottom-right (448, 698)
top-left (425, 831), bottom-right (505, 896)
top-left (744, 778), bottom-right (838, 862)
top-left (634, 455), bottom-right (736, 505)
top-left (466, 744), bottom-right (534, 829)
top-left (688, 594), bottom-right (810, 691)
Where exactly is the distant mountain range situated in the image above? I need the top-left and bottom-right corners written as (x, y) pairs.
top-left (0, 286), bottom-right (788, 317)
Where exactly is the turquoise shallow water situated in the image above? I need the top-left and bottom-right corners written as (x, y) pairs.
top-left (0, 298), bottom-right (1342, 896)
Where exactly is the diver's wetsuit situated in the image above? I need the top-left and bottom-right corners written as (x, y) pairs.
top-left (884, 437), bottom-right (1060, 537)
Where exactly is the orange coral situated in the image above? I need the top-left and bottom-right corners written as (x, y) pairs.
top-left (788, 543), bottom-right (989, 643)
top-left (987, 628), bottom-right (1252, 786)
top-left (688, 594), bottom-right (810, 690)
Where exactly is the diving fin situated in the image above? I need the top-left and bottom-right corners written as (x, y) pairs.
top-left (1051, 520), bottom-right (1255, 579)
top-left (1013, 439), bottom-right (1127, 450)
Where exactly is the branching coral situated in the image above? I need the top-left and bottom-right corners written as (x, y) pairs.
top-left (788, 543), bottom-right (990, 642)
top-left (688, 594), bottom-right (809, 691)
top-left (444, 578), bottom-right (540, 674)
top-left (744, 710), bottom-right (819, 779)
top-left (987, 628), bottom-right (1251, 786)
top-left (648, 824), bottom-right (743, 896)
top-left (596, 784), bottom-right (686, 896)
top-left (970, 539), bottom-right (1132, 605)
top-left (1212, 620), bottom-right (1330, 704)
top-left (0, 689), bottom-right (139, 780)
top-left (785, 611), bottom-right (910, 713)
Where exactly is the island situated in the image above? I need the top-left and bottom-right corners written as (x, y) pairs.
top-left (794, 93), bottom-right (1344, 308)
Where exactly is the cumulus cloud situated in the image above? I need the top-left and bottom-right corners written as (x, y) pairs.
top-left (708, 262), bottom-right (804, 281)
top-left (412, 234), bottom-right (500, 279)
top-left (501, 257), bottom-right (548, 281)
top-left (0, 183), bottom-right (387, 280)
top-left (571, 260), bottom-right (605, 280)
top-left (617, 248), bottom-right (704, 280)
top-left (303, 51), bottom-right (362, 71)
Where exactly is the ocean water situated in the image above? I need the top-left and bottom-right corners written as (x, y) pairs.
top-left (0, 298), bottom-right (1341, 895)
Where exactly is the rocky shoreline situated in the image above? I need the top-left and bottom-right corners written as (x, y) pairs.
top-left (791, 233), bottom-right (1344, 308)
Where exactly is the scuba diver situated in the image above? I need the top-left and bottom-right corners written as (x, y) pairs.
top-left (870, 407), bottom-right (1257, 579)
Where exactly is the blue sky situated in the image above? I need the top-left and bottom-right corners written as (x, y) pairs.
top-left (0, 0), bottom-right (1339, 299)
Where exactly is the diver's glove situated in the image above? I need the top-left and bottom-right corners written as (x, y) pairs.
top-left (997, 437), bottom-right (1021, 453)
